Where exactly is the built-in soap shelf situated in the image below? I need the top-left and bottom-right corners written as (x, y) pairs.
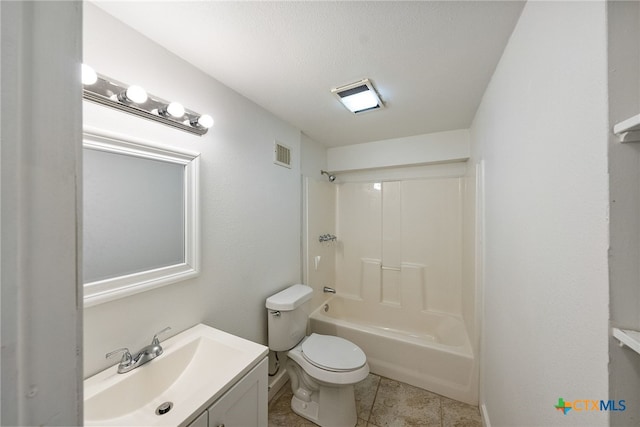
top-left (614, 113), bottom-right (640, 143)
top-left (612, 327), bottom-right (640, 355)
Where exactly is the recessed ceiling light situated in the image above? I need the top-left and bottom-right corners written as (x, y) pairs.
top-left (331, 78), bottom-right (384, 114)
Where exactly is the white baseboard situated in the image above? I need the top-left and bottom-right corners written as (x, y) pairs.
top-left (268, 367), bottom-right (288, 402)
top-left (480, 403), bottom-right (491, 427)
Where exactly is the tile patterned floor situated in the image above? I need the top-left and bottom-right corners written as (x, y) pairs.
top-left (268, 374), bottom-right (482, 427)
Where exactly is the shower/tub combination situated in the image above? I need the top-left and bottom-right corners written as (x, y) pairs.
top-left (303, 170), bottom-right (478, 405)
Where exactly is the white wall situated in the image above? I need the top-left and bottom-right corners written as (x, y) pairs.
top-left (471, 2), bottom-right (609, 426)
top-left (327, 129), bottom-right (469, 172)
top-left (301, 133), bottom-right (328, 179)
top-left (83, 4), bottom-right (302, 377)
top-left (1, 2), bottom-right (82, 425)
top-left (607, 1), bottom-right (640, 425)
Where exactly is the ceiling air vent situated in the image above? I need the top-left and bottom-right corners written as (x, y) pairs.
top-left (274, 141), bottom-right (292, 168)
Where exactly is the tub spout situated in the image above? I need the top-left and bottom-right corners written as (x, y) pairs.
top-left (323, 286), bottom-right (336, 294)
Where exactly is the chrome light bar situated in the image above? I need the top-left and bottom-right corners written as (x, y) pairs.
top-left (82, 67), bottom-right (213, 136)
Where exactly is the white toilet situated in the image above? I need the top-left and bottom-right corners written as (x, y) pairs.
top-left (266, 284), bottom-right (369, 427)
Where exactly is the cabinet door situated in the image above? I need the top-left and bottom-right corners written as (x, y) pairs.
top-left (187, 411), bottom-right (208, 427)
top-left (208, 357), bottom-right (268, 427)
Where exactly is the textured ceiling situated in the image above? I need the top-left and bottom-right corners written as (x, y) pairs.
top-left (94, 1), bottom-right (525, 147)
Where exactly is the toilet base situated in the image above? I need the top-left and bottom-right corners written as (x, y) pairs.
top-left (291, 395), bottom-right (320, 424)
top-left (290, 383), bottom-right (357, 427)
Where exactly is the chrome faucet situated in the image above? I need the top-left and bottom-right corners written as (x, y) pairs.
top-left (106, 327), bottom-right (171, 374)
top-left (323, 286), bottom-right (336, 294)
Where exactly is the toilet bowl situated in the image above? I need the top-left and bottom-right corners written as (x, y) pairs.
top-left (266, 285), bottom-right (369, 427)
top-left (287, 334), bottom-right (369, 426)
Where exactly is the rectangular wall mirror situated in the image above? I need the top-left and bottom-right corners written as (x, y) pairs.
top-left (83, 128), bottom-right (200, 307)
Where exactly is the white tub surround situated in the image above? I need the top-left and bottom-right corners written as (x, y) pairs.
top-left (335, 179), bottom-right (464, 315)
top-left (304, 173), bottom-right (477, 404)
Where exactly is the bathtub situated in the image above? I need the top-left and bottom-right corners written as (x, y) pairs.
top-left (308, 295), bottom-right (477, 405)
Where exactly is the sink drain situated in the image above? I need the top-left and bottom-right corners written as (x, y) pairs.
top-left (155, 401), bottom-right (173, 415)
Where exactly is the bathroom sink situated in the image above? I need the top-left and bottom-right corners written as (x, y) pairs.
top-left (84, 324), bottom-right (268, 426)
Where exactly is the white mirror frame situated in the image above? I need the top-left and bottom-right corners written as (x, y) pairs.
top-left (83, 127), bottom-right (200, 307)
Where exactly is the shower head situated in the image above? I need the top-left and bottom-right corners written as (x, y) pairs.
top-left (321, 170), bottom-right (336, 182)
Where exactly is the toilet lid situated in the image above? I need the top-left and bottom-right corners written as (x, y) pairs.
top-left (301, 333), bottom-right (366, 372)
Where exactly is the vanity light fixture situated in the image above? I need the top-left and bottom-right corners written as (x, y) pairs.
top-left (331, 78), bottom-right (384, 114)
top-left (81, 64), bottom-right (213, 136)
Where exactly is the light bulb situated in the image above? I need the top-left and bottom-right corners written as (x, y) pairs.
top-left (197, 114), bottom-right (214, 129)
top-left (340, 90), bottom-right (379, 113)
top-left (166, 102), bottom-right (185, 118)
top-left (124, 85), bottom-right (147, 104)
top-left (82, 64), bottom-right (97, 85)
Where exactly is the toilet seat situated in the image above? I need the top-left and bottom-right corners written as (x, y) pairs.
top-left (287, 336), bottom-right (370, 385)
top-left (301, 333), bottom-right (366, 372)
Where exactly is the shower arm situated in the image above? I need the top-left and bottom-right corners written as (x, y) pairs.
top-left (320, 170), bottom-right (336, 182)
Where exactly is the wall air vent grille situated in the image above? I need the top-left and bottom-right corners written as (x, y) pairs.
top-left (274, 141), bottom-right (292, 168)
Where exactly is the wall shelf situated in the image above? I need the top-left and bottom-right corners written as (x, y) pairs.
top-left (614, 113), bottom-right (640, 143)
top-left (613, 327), bottom-right (640, 355)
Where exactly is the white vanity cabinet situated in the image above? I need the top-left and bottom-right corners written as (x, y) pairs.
top-left (187, 411), bottom-right (208, 427)
top-left (207, 357), bottom-right (268, 427)
top-left (85, 324), bottom-right (269, 427)
top-left (186, 357), bottom-right (268, 427)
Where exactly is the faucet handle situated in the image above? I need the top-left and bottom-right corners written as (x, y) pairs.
top-left (106, 347), bottom-right (132, 365)
top-left (151, 327), bottom-right (171, 345)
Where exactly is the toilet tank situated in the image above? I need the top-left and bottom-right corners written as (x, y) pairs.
top-left (266, 284), bottom-right (313, 351)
